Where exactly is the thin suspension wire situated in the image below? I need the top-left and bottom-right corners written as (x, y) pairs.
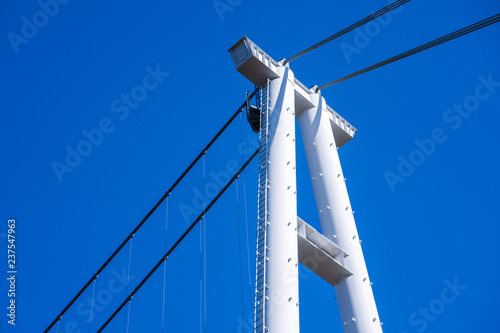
top-left (161, 198), bottom-right (169, 333)
top-left (125, 300), bottom-right (131, 333)
top-left (43, 88), bottom-right (259, 333)
top-left (56, 320), bottom-right (60, 333)
top-left (284, 0), bottom-right (410, 64)
top-left (95, 149), bottom-right (259, 333)
top-left (235, 177), bottom-right (246, 324)
top-left (125, 243), bottom-right (133, 333)
top-left (239, 111), bottom-right (252, 308)
top-left (200, 154), bottom-right (207, 333)
top-left (165, 197), bottom-right (169, 253)
top-left (123, 238), bottom-right (133, 333)
top-left (203, 179), bottom-right (207, 333)
top-left (317, 13), bottom-right (500, 90)
top-left (87, 279), bottom-right (96, 333)
top-left (161, 261), bottom-right (167, 333)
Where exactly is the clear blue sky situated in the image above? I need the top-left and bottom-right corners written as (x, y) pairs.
top-left (1, 0), bottom-right (500, 332)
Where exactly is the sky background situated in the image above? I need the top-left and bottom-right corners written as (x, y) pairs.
top-left (1, 0), bottom-right (500, 332)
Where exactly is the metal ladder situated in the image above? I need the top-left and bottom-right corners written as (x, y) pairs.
top-left (254, 80), bottom-right (270, 333)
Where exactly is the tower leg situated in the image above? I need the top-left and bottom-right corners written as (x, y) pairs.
top-left (263, 66), bottom-right (300, 333)
top-left (298, 94), bottom-right (382, 333)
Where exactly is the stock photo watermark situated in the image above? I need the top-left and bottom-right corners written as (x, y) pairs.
top-left (385, 74), bottom-right (500, 192)
top-left (213, 0), bottom-right (243, 21)
top-left (7, 0), bottom-right (71, 54)
top-left (339, 0), bottom-right (405, 64)
top-left (400, 277), bottom-right (467, 333)
top-left (51, 64), bottom-right (169, 183)
top-left (6, 219), bottom-right (17, 326)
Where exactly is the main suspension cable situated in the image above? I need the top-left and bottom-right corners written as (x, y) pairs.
top-left (284, 0), bottom-right (410, 64)
top-left (317, 13), bottom-right (500, 90)
top-left (43, 88), bottom-right (259, 333)
top-left (95, 149), bottom-right (259, 333)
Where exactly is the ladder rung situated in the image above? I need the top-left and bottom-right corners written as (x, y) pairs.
top-left (254, 308), bottom-right (264, 316)
top-left (254, 322), bottom-right (264, 330)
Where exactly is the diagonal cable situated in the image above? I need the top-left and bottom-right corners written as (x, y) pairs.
top-left (43, 88), bottom-right (258, 333)
top-left (284, 0), bottom-right (410, 64)
top-left (317, 13), bottom-right (500, 90)
top-left (95, 148), bottom-right (259, 333)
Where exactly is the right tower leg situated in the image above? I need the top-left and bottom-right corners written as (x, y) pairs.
top-left (297, 93), bottom-right (383, 333)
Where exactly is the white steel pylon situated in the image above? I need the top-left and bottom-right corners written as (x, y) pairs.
top-left (229, 37), bottom-right (382, 333)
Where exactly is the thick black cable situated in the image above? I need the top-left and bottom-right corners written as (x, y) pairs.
top-left (96, 148), bottom-right (259, 333)
top-left (43, 88), bottom-right (258, 333)
top-left (284, 0), bottom-right (410, 64)
top-left (317, 13), bottom-right (500, 90)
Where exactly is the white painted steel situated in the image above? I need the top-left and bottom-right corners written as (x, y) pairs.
top-left (298, 93), bottom-right (383, 333)
top-left (229, 36), bottom-right (382, 333)
top-left (228, 36), bottom-right (357, 148)
top-left (264, 66), bottom-right (300, 333)
top-left (296, 217), bottom-right (352, 286)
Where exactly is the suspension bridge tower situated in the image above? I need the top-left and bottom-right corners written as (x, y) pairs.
top-left (44, 5), bottom-right (500, 332)
top-left (229, 37), bottom-right (383, 333)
